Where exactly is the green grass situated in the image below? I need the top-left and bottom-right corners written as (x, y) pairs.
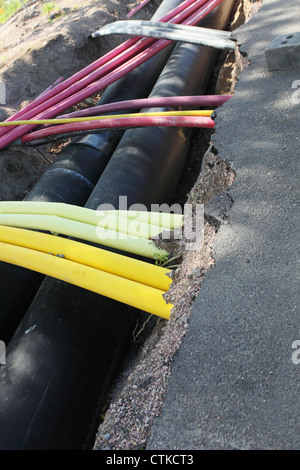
top-left (0, 0), bottom-right (30, 25)
top-left (42, 1), bottom-right (58, 15)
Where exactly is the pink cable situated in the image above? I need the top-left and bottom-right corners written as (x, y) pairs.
top-left (0, 0), bottom-right (208, 137)
top-left (21, 0), bottom-right (211, 120)
top-left (21, 116), bottom-right (215, 143)
top-left (0, 42), bottom-right (149, 139)
top-left (0, 0), bottom-right (211, 144)
top-left (43, 95), bottom-right (232, 125)
top-left (127, 0), bottom-right (153, 19)
top-left (0, 0), bottom-right (222, 150)
top-left (0, 42), bottom-right (171, 149)
top-left (0, 0), bottom-right (211, 149)
top-left (185, 0), bottom-right (224, 25)
top-left (33, 77), bottom-right (65, 100)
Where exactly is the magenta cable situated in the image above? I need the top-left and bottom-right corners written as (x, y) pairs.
top-left (53, 77), bottom-right (65, 85)
top-left (42, 95), bottom-right (232, 125)
top-left (33, 77), bottom-right (65, 101)
top-left (13, 38), bottom-right (157, 118)
top-left (0, 0), bottom-right (220, 150)
top-left (7, 0), bottom-right (210, 125)
top-left (21, 115), bottom-right (215, 143)
top-left (0, 0), bottom-right (211, 145)
top-left (183, 0), bottom-right (224, 26)
top-left (127, 0), bottom-right (153, 19)
top-left (0, 0), bottom-right (209, 147)
top-left (0, 41), bottom-right (171, 149)
top-left (0, 1), bottom-right (217, 150)
top-left (0, 0), bottom-right (209, 137)
top-left (0, 1), bottom-right (212, 149)
top-left (0, 39), bottom-right (151, 138)
top-left (0, 40), bottom-right (183, 148)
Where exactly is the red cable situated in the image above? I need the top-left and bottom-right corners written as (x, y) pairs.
top-left (21, 115), bottom-right (215, 143)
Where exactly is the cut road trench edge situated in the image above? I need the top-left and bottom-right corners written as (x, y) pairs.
top-left (94, 0), bottom-right (260, 451)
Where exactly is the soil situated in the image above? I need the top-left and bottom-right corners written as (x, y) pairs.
top-left (0, 0), bottom-right (261, 450)
top-left (0, 0), bottom-right (161, 115)
top-left (0, 0), bottom-right (160, 200)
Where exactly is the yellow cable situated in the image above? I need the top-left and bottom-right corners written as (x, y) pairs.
top-left (0, 225), bottom-right (172, 291)
top-left (0, 241), bottom-right (172, 319)
top-left (0, 110), bottom-right (213, 126)
top-left (0, 213), bottom-right (168, 259)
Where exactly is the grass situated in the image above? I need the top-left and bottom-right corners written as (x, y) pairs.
top-left (42, 1), bottom-right (58, 15)
top-left (42, 2), bottom-right (65, 23)
top-left (0, 0), bottom-right (30, 24)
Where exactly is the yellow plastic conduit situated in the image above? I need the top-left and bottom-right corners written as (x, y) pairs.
top-left (0, 241), bottom-right (172, 319)
top-left (0, 225), bottom-right (172, 291)
top-left (0, 110), bottom-right (213, 126)
top-left (0, 202), bottom-right (184, 238)
top-left (0, 213), bottom-right (168, 259)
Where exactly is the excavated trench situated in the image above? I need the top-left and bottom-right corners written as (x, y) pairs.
top-left (0, 0), bottom-right (260, 450)
top-left (94, 0), bottom-right (260, 451)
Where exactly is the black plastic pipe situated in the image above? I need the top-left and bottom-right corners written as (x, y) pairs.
top-left (0, 0), bottom-right (235, 450)
top-left (0, 134), bottom-right (119, 343)
top-left (0, 0), bottom-right (180, 344)
top-left (86, 1), bottom-right (235, 210)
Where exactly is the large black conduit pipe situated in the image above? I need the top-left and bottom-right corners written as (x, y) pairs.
top-left (0, 135), bottom-right (118, 343)
top-left (86, 1), bottom-right (235, 210)
top-left (0, 0), bottom-right (235, 450)
top-left (0, 0), bottom-right (180, 344)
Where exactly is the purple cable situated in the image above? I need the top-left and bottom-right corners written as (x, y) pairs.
top-left (41, 95), bottom-right (232, 127)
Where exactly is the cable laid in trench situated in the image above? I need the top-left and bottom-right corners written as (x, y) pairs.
top-left (0, 213), bottom-right (169, 259)
top-left (0, 0), bottom-right (211, 146)
top-left (0, 0), bottom-right (237, 451)
top-left (127, 0), bottom-right (152, 19)
top-left (0, 0), bottom-right (221, 150)
top-left (0, 110), bottom-right (213, 127)
top-left (0, 241), bottom-right (172, 319)
top-left (0, 0), bottom-right (207, 135)
top-left (21, 115), bottom-right (215, 144)
top-left (0, 201), bottom-right (184, 233)
top-left (91, 20), bottom-right (235, 50)
top-left (0, 225), bottom-right (172, 291)
top-left (46, 94), bottom-right (232, 122)
top-left (0, 0), bottom-right (191, 347)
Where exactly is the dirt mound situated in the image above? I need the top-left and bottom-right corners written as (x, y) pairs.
top-left (0, 0), bottom-right (160, 200)
top-left (0, 0), bottom-right (153, 117)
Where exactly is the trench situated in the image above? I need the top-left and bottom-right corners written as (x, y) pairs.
top-left (94, 0), bottom-right (259, 451)
top-left (0, 0), bottom-right (259, 450)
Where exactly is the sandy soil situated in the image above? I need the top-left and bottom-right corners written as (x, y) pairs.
top-left (0, 0), bottom-right (160, 200)
top-left (0, 0), bottom-right (160, 114)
